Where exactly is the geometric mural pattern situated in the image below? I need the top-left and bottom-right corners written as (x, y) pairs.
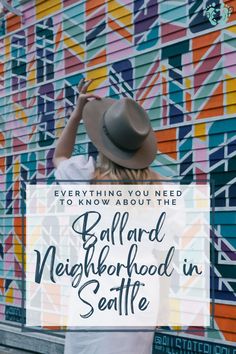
top-left (0, 0), bottom-right (236, 346)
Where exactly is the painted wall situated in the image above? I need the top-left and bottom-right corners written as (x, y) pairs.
top-left (0, 0), bottom-right (235, 350)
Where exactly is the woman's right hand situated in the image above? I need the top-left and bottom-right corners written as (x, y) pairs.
top-left (75, 78), bottom-right (101, 112)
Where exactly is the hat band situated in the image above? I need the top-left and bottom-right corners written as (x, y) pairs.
top-left (102, 112), bottom-right (138, 151)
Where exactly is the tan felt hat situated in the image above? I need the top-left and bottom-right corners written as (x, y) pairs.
top-left (82, 97), bottom-right (157, 169)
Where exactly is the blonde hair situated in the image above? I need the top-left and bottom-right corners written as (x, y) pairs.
top-left (91, 152), bottom-right (163, 185)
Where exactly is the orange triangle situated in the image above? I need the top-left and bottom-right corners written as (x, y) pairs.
top-left (0, 278), bottom-right (4, 294)
top-left (87, 49), bottom-right (106, 67)
top-left (213, 303), bottom-right (236, 341)
top-left (197, 82), bottom-right (223, 119)
top-left (192, 31), bottom-right (220, 67)
top-left (0, 132), bottom-right (5, 147)
top-left (55, 24), bottom-right (62, 50)
top-left (155, 128), bottom-right (177, 160)
top-left (0, 157), bottom-right (5, 174)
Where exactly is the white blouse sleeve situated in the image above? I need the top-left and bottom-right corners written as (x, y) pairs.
top-left (54, 155), bottom-right (96, 184)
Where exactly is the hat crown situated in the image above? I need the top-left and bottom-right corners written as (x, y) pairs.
top-left (103, 98), bottom-right (151, 151)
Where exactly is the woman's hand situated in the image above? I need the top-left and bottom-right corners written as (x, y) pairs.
top-left (75, 78), bottom-right (101, 112)
top-left (53, 78), bottom-right (101, 167)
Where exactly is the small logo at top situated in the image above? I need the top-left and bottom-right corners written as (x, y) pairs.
top-left (204, 1), bottom-right (234, 26)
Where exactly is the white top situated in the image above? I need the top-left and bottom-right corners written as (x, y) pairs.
top-left (54, 155), bottom-right (96, 183)
top-left (54, 155), bottom-right (155, 354)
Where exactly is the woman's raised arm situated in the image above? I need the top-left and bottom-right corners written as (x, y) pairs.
top-left (52, 78), bottom-right (101, 168)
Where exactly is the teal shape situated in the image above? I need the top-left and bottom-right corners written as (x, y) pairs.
top-left (136, 25), bottom-right (159, 51)
top-left (179, 139), bottom-right (192, 159)
top-left (169, 81), bottom-right (183, 105)
top-left (160, 2), bottom-right (187, 23)
top-left (209, 118), bottom-right (236, 149)
top-left (66, 73), bottom-right (84, 86)
top-left (64, 2), bottom-right (84, 24)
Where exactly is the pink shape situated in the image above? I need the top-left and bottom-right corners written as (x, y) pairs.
top-left (86, 8), bottom-right (105, 31)
top-left (194, 43), bottom-right (221, 92)
top-left (183, 53), bottom-right (193, 76)
top-left (195, 139), bottom-right (208, 171)
top-left (64, 48), bottom-right (84, 74)
top-left (224, 52), bottom-right (236, 75)
top-left (161, 22), bottom-right (187, 43)
top-left (0, 304), bottom-right (4, 320)
top-left (63, 0), bottom-right (78, 7)
top-left (22, 0), bottom-right (35, 26)
top-left (107, 30), bottom-right (133, 62)
top-left (94, 84), bottom-right (109, 98)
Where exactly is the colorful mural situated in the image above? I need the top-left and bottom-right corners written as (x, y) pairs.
top-left (0, 0), bottom-right (235, 350)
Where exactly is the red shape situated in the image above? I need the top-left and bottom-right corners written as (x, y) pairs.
top-left (161, 22), bottom-right (187, 43)
top-left (13, 137), bottom-right (27, 153)
top-left (64, 48), bottom-right (84, 75)
top-left (38, 163), bottom-right (46, 176)
top-left (194, 43), bottom-right (221, 92)
top-left (5, 234), bottom-right (13, 252)
top-left (14, 258), bottom-right (22, 278)
top-left (196, 168), bottom-right (207, 184)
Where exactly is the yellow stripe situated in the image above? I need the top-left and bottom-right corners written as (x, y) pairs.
top-left (87, 66), bottom-right (108, 92)
top-left (108, 0), bottom-right (132, 27)
top-left (36, 0), bottom-right (61, 20)
top-left (64, 35), bottom-right (85, 60)
top-left (28, 67), bottom-right (36, 86)
top-left (13, 104), bottom-right (28, 123)
top-left (227, 25), bottom-right (236, 34)
top-left (185, 78), bottom-right (191, 89)
top-left (170, 298), bottom-right (180, 326)
top-left (195, 123), bottom-right (206, 141)
top-left (5, 37), bottom-right (10, 60)
top-left (161, 65), bottom-right (167, 73)
top-left (14, 238), bottom-right (22, 263)
top-left (13, 159), bottom-right (20, 175)
top-left (6, 288), bottom-right (13, 303)
top-left (226, 74), bottom-right (236, 114)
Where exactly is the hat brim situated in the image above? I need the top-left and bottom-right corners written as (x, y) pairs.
top-left (82, 97), bottom-right (157, 169)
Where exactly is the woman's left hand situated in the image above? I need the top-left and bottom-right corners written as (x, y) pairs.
top-left (75, 78), bottom-right (101, 112)
top-left (53, 78), bottom-right (101, 167)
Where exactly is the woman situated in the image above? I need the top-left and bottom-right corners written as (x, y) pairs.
top-left (53, 77), bottom-right (163, 354)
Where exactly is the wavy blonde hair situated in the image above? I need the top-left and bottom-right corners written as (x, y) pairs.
top-left (91, 152), bottom-right (163, 185)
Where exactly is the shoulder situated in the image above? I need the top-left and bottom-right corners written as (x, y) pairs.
top-left (54, 155), bottom-right (96, 182)
top-left (149, 168), bottom-right (171, 183)
top-left (56, 155), bottom-right (96, 170)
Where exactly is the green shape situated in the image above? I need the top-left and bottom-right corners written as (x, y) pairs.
top-left (86, 36), bottom-right (106, 60)
top-left (63, 19), bottom-right (84, 43)
top-left (135, 50), bottom-right (160, 87)
top-left (194, 69), bottom-right (223, 111)
top-left (223, 34), bottom-right (236, 48)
